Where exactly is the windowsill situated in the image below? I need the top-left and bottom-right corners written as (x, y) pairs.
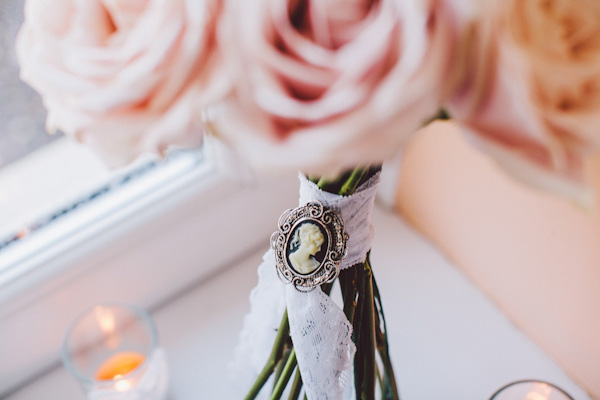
top-left (0, 140), bottom-right (205, 288)
top-left (0, 135), bottom-right (301, 396)
top-left (0, 137), bottom-right (111, 238)
top-left (5, 205), bottom-right (592, 399)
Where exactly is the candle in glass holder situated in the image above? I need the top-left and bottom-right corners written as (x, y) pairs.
top-left (62, 303), bottom-right (168, 400)
top-left (95, 352), bottom-right (146, 381)
top-left (490, 380), bottom-right (574, 400)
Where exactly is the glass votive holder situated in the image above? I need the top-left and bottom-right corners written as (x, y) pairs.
top-left (490, 380), bottom-right (574, 400)
top-left (61, 303), bottom-right (168, 400)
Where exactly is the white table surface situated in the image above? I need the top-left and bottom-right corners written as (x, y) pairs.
top-left (6, 205), bottom-right (591, 400)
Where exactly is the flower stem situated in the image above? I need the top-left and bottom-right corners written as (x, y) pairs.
top-left (372, 271), bottom-right (400, 400)
top-left (376, 364), bottom-right (384, 397)
top-left (273, 347), bottom-right (292, 390)
top-left (339, 265), bottom-right (359, 324)
top-left (362, 260), bottom-right (376, 400)
top-left (339, 167), bottom-right (367, 196)
top-left (317, 176), bottom-right (334, 189)
top-left (245, 311), bottom-right (290, 400)
top-left (353, 262), bottom-right (366, 397)
top-left (287, 368), bottom-right (303, 400)
top-left (270, 350), bottom-right (297, 400)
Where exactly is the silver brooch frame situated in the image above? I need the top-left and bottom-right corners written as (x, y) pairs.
top-left (271, 201), bottom-right (348, 292)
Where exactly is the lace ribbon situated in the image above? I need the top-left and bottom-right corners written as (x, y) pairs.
top-left (231, 172), bottom-right (380, 399)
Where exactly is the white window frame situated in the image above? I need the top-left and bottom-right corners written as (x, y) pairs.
top-left (0, 136), bottom-right (300, 396)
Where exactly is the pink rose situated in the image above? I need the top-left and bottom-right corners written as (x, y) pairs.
top-left (449, 0), bottom-right (600, 198)
top-left (17, 0), bottom-right (228, 166)
top-left (213, 0), bottom-right (472, 175)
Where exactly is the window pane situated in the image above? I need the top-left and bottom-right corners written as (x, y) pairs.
top-left (0, 0), bottom-right (205, 261)
top-left (0, 0), bottom-right (61, 168)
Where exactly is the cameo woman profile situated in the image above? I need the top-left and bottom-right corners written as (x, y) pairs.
top-left (287, 222), bottom-right (327, 274)
top-left (272, 201), bottom-right (347, 291)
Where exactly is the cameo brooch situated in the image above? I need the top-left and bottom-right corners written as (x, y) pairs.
top-left (271, 201), bottom-right (348, 292)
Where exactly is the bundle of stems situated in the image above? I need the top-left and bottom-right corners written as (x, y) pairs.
top-left (245, 166), bottom-right (400, 400)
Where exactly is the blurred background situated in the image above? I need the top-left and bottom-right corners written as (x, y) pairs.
top-left (0, 0), bottom-right (58, 168)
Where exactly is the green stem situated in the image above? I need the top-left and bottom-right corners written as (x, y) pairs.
top-left (362, 261), bottom-right (376, 400)
top-left (321, 281), bottom-right (334, 296)
top-left (317, 176), bottom-right (333, 189)
top-left (287, 368), bottom-right (303, 400)
top-left (312, 164), bottom-right (378, 195)
top-left (340, 266), bottom-right (359, 324)
top-left (273, 347), bottom-right (292, 390)
top-left (376, 364), bottom-right (383, 396)
top-left (270, 350), bottom-right (297, 400)
top-left (339, 167), bottom-right (367, 196)
top-left (245, 311), bottom-right (290, 400)
top-left (353, 262), bottom-right (366, 397)
top-left (372, 271), bottom-right (400, 400)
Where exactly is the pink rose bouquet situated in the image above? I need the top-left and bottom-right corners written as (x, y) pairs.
top-left (17, 0), bottom-right (228, 166)
top-left (449, 0), bottom-right (600, 199)
top-left (213, 0), bottom-right (470, 175)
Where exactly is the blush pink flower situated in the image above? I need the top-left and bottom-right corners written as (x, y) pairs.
top-left (449, 0), bottom-right (600, 199)
top-left (212, 0), bottom-right (473, 175)
top-left (17, 0), bottom-right (228, 166)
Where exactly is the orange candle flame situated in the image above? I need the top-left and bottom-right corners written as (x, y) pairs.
top-left (95, 352), bottom-right (145, 381)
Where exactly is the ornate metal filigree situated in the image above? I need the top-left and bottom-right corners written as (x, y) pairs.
top-left (271, 201), bottom-right (348, 292)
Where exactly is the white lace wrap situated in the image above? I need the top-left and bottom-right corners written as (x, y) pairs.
top-left (231, 172), bottom-right (380, 400)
